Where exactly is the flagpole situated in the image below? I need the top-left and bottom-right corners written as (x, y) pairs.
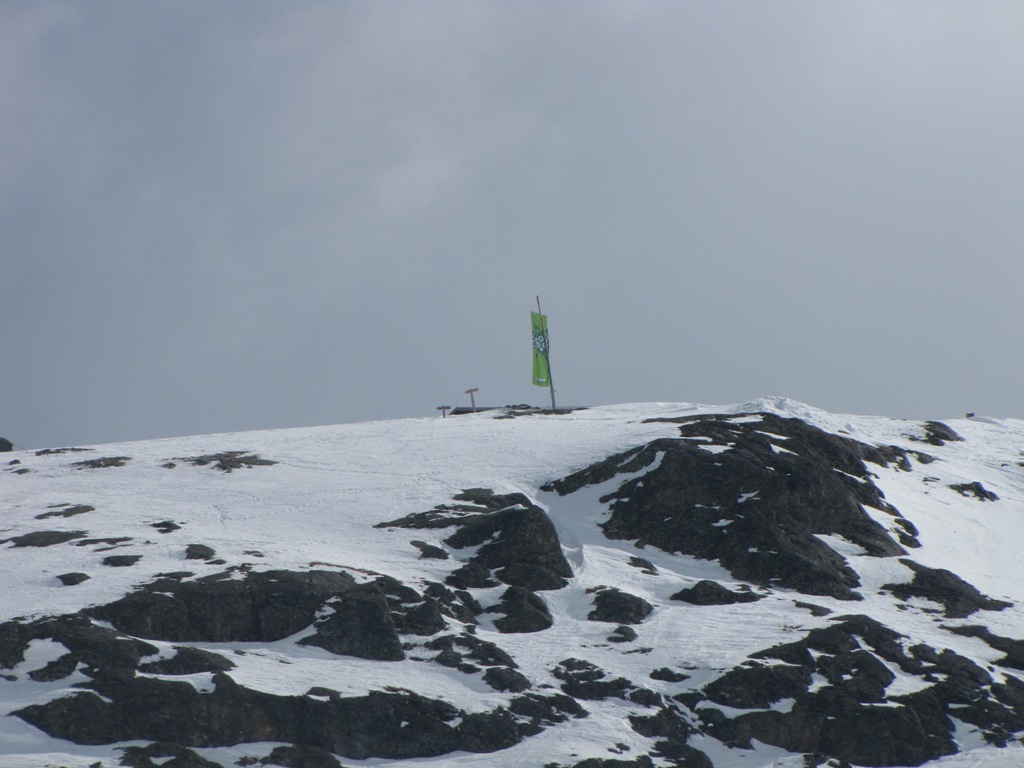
top-left (536, 296), bottom-right (556, 409)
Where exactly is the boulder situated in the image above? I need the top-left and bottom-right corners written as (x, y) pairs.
top-left (587, 587), bottom-right (653, 624)
top-left (671, 580), bottom-right (762, 606)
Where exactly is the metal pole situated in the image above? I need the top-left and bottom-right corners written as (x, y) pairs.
top-left (465, 388), bottom-right (479, 412)
top-left (436, 405), bottom-right (451, 418)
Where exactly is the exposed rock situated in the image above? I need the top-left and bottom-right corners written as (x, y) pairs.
top-left (91, 569), bottom-right (358, 643)
top-left (948, 481), bottom-right (999, 501)
top-left (16, 676), bottom-right (532, 760)
top-left (628, 556), bottom-right (658, 575)
top-left (260, 744), bottom-right (344, 768)
top-left (119, 741), bottom-right (224, 768)
top-left (185, 544), bottom-right (217, 560)
top-left (892, 517), bottom-right (922, 548)
top-left (508, 691), bottom-right (587, 725)
top-left (5, 530), bottom-right (88, 547)
top-left (650, 667), bottom-right (690, 683)
top-left (608, 625), bottom-right (638, 643)
top-left (72, 456), bottom-right (131, 469)
top-left (103, 554), bottom-right (143, 567)
top-left (483, 666), bottom-right (532, 692)
top-left (175, 451), bottom-right (277, 472)
top-left (704, 660), bottom-right (812, 709)
top-left (587, 587), bottom-right (653, 624)
top-left (152, 520), bottom-right (182, 533)
top-left (138, 646), bottom-right (235, 675)
top-left (564, 758), bottom-right (654, 768)
top-left (883, 559), bottom-right (1011, 618)
top-left (920, 421), bottom-right (964, 446)
top-left (393, 598), bottom-right (447, 636)
top-left (694, 613), bottom-right (1024, 764)
top-left (671, 580), bottom-right (762, 606)
top-left (443, 503), bottom-right (572, 591)
top-left (794, 601), bottom-right (832, 617)
top-left (35, 504), bottom-right (95, 519)
top-left (0, 614), bottom-right (158, 675)
top-left (28, 652), bottom-right (78, 682)
top-left (445, 561), bottom-right (499, 590)
top-left (553, 659), bottom-right (635, 702)
top-left (424, 633), bottom-right (516, 669)
top-left (946, 625), bottom-right (1024, 671)
top-left (77, 536), bottom-right (133, 549)
top-left (57, 572), bottom-right (91, 586)
top-left (380, 488), bottom-right (573, 591)
top-left (546, 414), bottom-right (907, 600)
top-left (630, 706), bottom-right (712, 768)
top-left (298, 582), bottom-right (405, 661)
top-left (411, 540), bottom-right (449, 559)
top-left (489, 586), bottom-right (553, 633)
top-left (0, 436), bottom-right (12, 452)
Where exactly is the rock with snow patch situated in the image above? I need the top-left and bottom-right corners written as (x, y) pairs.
top-left (298, 581), bottom-right (405, 661)
top-left (547, 413), bottom-right (910, 599)
top-left (882, 559), bottom-right (1011, 618)
top-left (587, 586), bottom-right (653, 624)
top-left (488, 586), bottom-right (553, 633)
top-left (670, 580), bottom-right (762, 605)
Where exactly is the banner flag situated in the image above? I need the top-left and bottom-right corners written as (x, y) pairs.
top-left (531, 311), bottom-right (551, 387)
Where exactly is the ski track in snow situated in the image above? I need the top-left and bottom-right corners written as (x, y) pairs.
top-left (2, 400), bottom-right (1024, 767)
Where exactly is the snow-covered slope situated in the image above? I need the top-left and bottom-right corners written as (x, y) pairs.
top-left (2, 399), bottom-right (1024, 768)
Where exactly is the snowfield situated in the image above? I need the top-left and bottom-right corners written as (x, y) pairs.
top-left (3, 399), bottom-right (1024, 768)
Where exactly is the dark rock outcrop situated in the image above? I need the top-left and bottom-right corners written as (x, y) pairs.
top-left (175, 451), bottom-right (277, 472)
top-left (483, 666), bottom-right (532, 692)
top-left (919, 421), bottom-right (964, 446)
top-left (91, 570), bottom-right (357, 645)
top-left (546, 413), bottom-right (909, 599)
top-left (103, 554), bottom-right (143, 567)
top-left (587, 587), bottom-right (653, 624)
top-left (298, 582), bottom-right (405, 661)
top-left (379, 488), bottom-right (573, 592)
top-left (185, 544), bottom-right (217, 560)
top-left (35, 503), bottom-right (95, 519)
top-left (671, 580), bottom-right (762, 606)
top-left (5, 530), bottom-right (88, 547)
top-left (72, 456), bottom-right (131, 469)
top-left (696, 612), bottom-right (1024, 764)
top-left (57, 572), bottom-right (91, 586)
top-left (15, 677), bottom-right (529, 759)
top-left (119, 741), bottom-right (224, 768)
top-left (489, 586), bottom-right (553, 633)
top-left (948, 481), bottom-right (999, 501)
top-left (259, 744), bottom-right (344, 768)
top-left (138, 646), bottom-right (235, 675)
top-left (882, 560), bottom-right (1011, 618)
top-left (553, 659), bottom-right (638, 702)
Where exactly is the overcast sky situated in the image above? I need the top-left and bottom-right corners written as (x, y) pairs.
top-left (3, 1), bottom-right (1024, 450)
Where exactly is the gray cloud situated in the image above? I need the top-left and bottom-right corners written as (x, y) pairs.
top-left (3, 1), bottom-right (1024, 449)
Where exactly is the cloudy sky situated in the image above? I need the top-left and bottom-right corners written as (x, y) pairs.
top-left (3, 2), bottom-right (1024, 450)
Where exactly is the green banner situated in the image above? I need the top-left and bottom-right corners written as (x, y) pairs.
top-left (531, 311), bottom-right (551, 387)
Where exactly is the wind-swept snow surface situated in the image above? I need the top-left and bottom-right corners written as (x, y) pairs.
top-left (2, 400), bottom-right (1024, 767)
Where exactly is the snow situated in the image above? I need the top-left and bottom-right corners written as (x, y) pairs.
top-left (2, 400), bottom-right (1024, 767)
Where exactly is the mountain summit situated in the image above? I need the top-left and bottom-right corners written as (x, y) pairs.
top-left (2, 400), bottom-right (1024, 768)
